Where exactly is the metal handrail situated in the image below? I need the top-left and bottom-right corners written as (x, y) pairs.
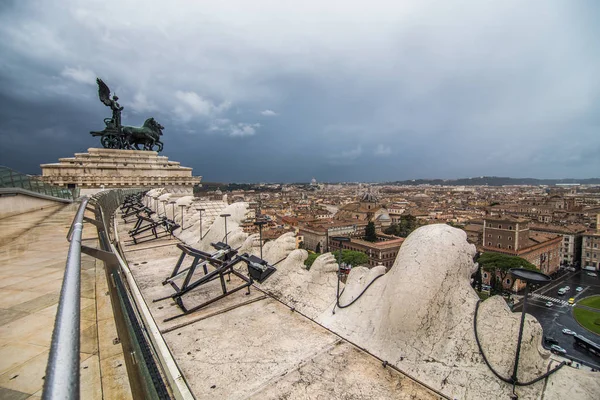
top-left (42, 197), bottom-right (89, 400)
top-left (0, 165), bottom-right (76, 200)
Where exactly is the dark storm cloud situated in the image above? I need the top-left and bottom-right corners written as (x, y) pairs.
top-left (0, 0), bottom-right (599, 182)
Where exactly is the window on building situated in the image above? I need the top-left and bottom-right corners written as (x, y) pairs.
top-left (508, 226), bottom-right (513, 230)
top-left (488, 234), bottom-right (492, 238)
top-left (508, 245), bottom-right (512, 250)
top-left (498, 225), bottom-right (502, 229)
top-left (497, 244), bottom-right (502, 248)
top-left (498, 235), bottom-right (501, 239)
top-left (488, 242), bottom-right (492, 246)
top-left (483, 272), bottom-right (488, 279)
top-left (506, 279), bottom-right (511, 285)
top-left (508, 237), bottom-right (512, 241)
top-left (587, 253), bottom-right (590, 257)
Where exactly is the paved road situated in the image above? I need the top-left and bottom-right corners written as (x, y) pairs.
top-left (514, 270), bottom-right (600, 368)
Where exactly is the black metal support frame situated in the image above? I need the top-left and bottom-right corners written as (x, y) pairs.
top-left (160, 242), bottom-right (235, 294)
top-left (154, 242), bottom-right (276, 322)
top-left (122, 205), bottom-right (154, 221)
top-left (128, 215), bottom-right (180, 245)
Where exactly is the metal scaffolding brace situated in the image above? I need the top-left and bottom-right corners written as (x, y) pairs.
top-left (154, 241), bottom-right (276, 322)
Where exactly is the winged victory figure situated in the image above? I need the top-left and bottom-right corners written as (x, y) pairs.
top-left (96, 78), bottom-right (124, 132)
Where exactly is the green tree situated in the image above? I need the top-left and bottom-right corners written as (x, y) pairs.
top-left (478, 252), bottom-right (537, 293)
top-left (304, 250), bottom-right (370, 270)
top-left (304, 253), bottom-right (319, 269)
top-left (383, 215), bottom-right (419, 238)
top-left (383, 224), bottom-right (397, 235)
top-left (332, 250), bottom-right (369, 267)
top-left (364, 222), bottom-right (377, 242)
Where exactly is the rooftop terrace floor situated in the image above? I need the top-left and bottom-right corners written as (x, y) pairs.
top-left (0, 204), bottom-right (131, 399)
top-left (117, 217), bottom-right (443, 399)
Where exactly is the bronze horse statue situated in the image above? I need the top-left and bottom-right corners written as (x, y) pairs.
top-left (122, 118), bottom-right (164, 152)
top-left (90, 78), bottom-right (165, 152)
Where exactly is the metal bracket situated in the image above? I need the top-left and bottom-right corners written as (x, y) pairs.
top-left (81, 245), bottom-right (118, 263)
top-left (83, 216), bottom-right (104, 229)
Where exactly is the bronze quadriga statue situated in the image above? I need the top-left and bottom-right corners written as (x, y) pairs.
top-left (90, 78), bottom-right (164, 152)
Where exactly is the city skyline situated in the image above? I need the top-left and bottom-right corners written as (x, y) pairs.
top-left (1, 1), bottom-right (599, 182)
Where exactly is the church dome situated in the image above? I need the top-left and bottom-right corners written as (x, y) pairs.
top-left (360, 191), bottom-right (379, 203)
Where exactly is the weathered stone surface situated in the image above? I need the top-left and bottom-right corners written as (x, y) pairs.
top-left (255, 224), bottom-right (599, 399)
top-left (141, 192), bottom-right (600, 399)
top-left (40, 148), bottom-right (200, 193)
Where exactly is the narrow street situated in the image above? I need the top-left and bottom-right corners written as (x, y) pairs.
top-left (513, 270), bottom-right (600, 368)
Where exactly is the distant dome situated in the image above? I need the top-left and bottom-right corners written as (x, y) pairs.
top-left (377, 213), bottom-right (391, 221)
top-left (360, 191), bottom-right (379, 203)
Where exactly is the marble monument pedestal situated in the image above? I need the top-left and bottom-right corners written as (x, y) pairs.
top-left (40, 148), bottom-right (201, 195)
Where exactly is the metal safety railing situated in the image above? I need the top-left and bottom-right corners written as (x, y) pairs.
top-left (0, 165), bottom-right (77, 200)
top-left (42, 188), bottom-right (192, 399)
top-left (42, 197), bottom-right (89, 399)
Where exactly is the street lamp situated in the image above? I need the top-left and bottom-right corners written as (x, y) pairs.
top-left (179, 205), bottom-right (185, 230)
top-left (196, 208), bottom-right (205, 240)
top-left (160, 200), bottom-right (167, 218)
top-left (330, 236), bottom-right (351, 314)
top-left (168, 199), bottom-right (176, 221)
top-left (474, 267), bottom-right (565, 398)
top-left (508, 269), bottom-right (550, 387)
top-left (153, 196), bottom-right (159, 214)
top-left (220, 213), bottom-right (231, 244)
top-left (254, 219), bottom-right (267, 259)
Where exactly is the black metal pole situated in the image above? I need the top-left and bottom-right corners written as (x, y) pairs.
top-left (259, 224), bottom-right (263, 259)
top-left (180, 205), bottom-right (185, 230)
top-left (511, 283), bottom-right (529, 384)
top-left (197, 209), bottom-right (204, 240)
top-left (222, 215), bottom-right (229, 244)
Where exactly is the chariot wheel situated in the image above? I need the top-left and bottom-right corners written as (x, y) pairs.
top-left (100, 134), bottom-right (120, 149)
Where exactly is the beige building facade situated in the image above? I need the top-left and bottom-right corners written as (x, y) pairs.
top-left (40, 148), bottom-right (201, 194)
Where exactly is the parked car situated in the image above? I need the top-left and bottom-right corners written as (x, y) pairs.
top-left (576, 286), bottom-right (583, 292)
top-left (568, 298), bottom-right (575, 305)
top-left (550, 344), bottom-right (567, 355)
top-left (587, 272), bottom-right (597, 277)
top-left (564, 286), bottom-right (570, 291)
top-left (562, 328), bottom-right (576, 335)
top-left (544, 336), bottom-right (559, 346)
top-left (558, 288), bottom-right (567, 295)
top-left (546, 301), bottom-right (554, 307)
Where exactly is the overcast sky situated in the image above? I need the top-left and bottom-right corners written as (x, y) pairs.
top-left (1, 0), bottom-right (599, 183)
